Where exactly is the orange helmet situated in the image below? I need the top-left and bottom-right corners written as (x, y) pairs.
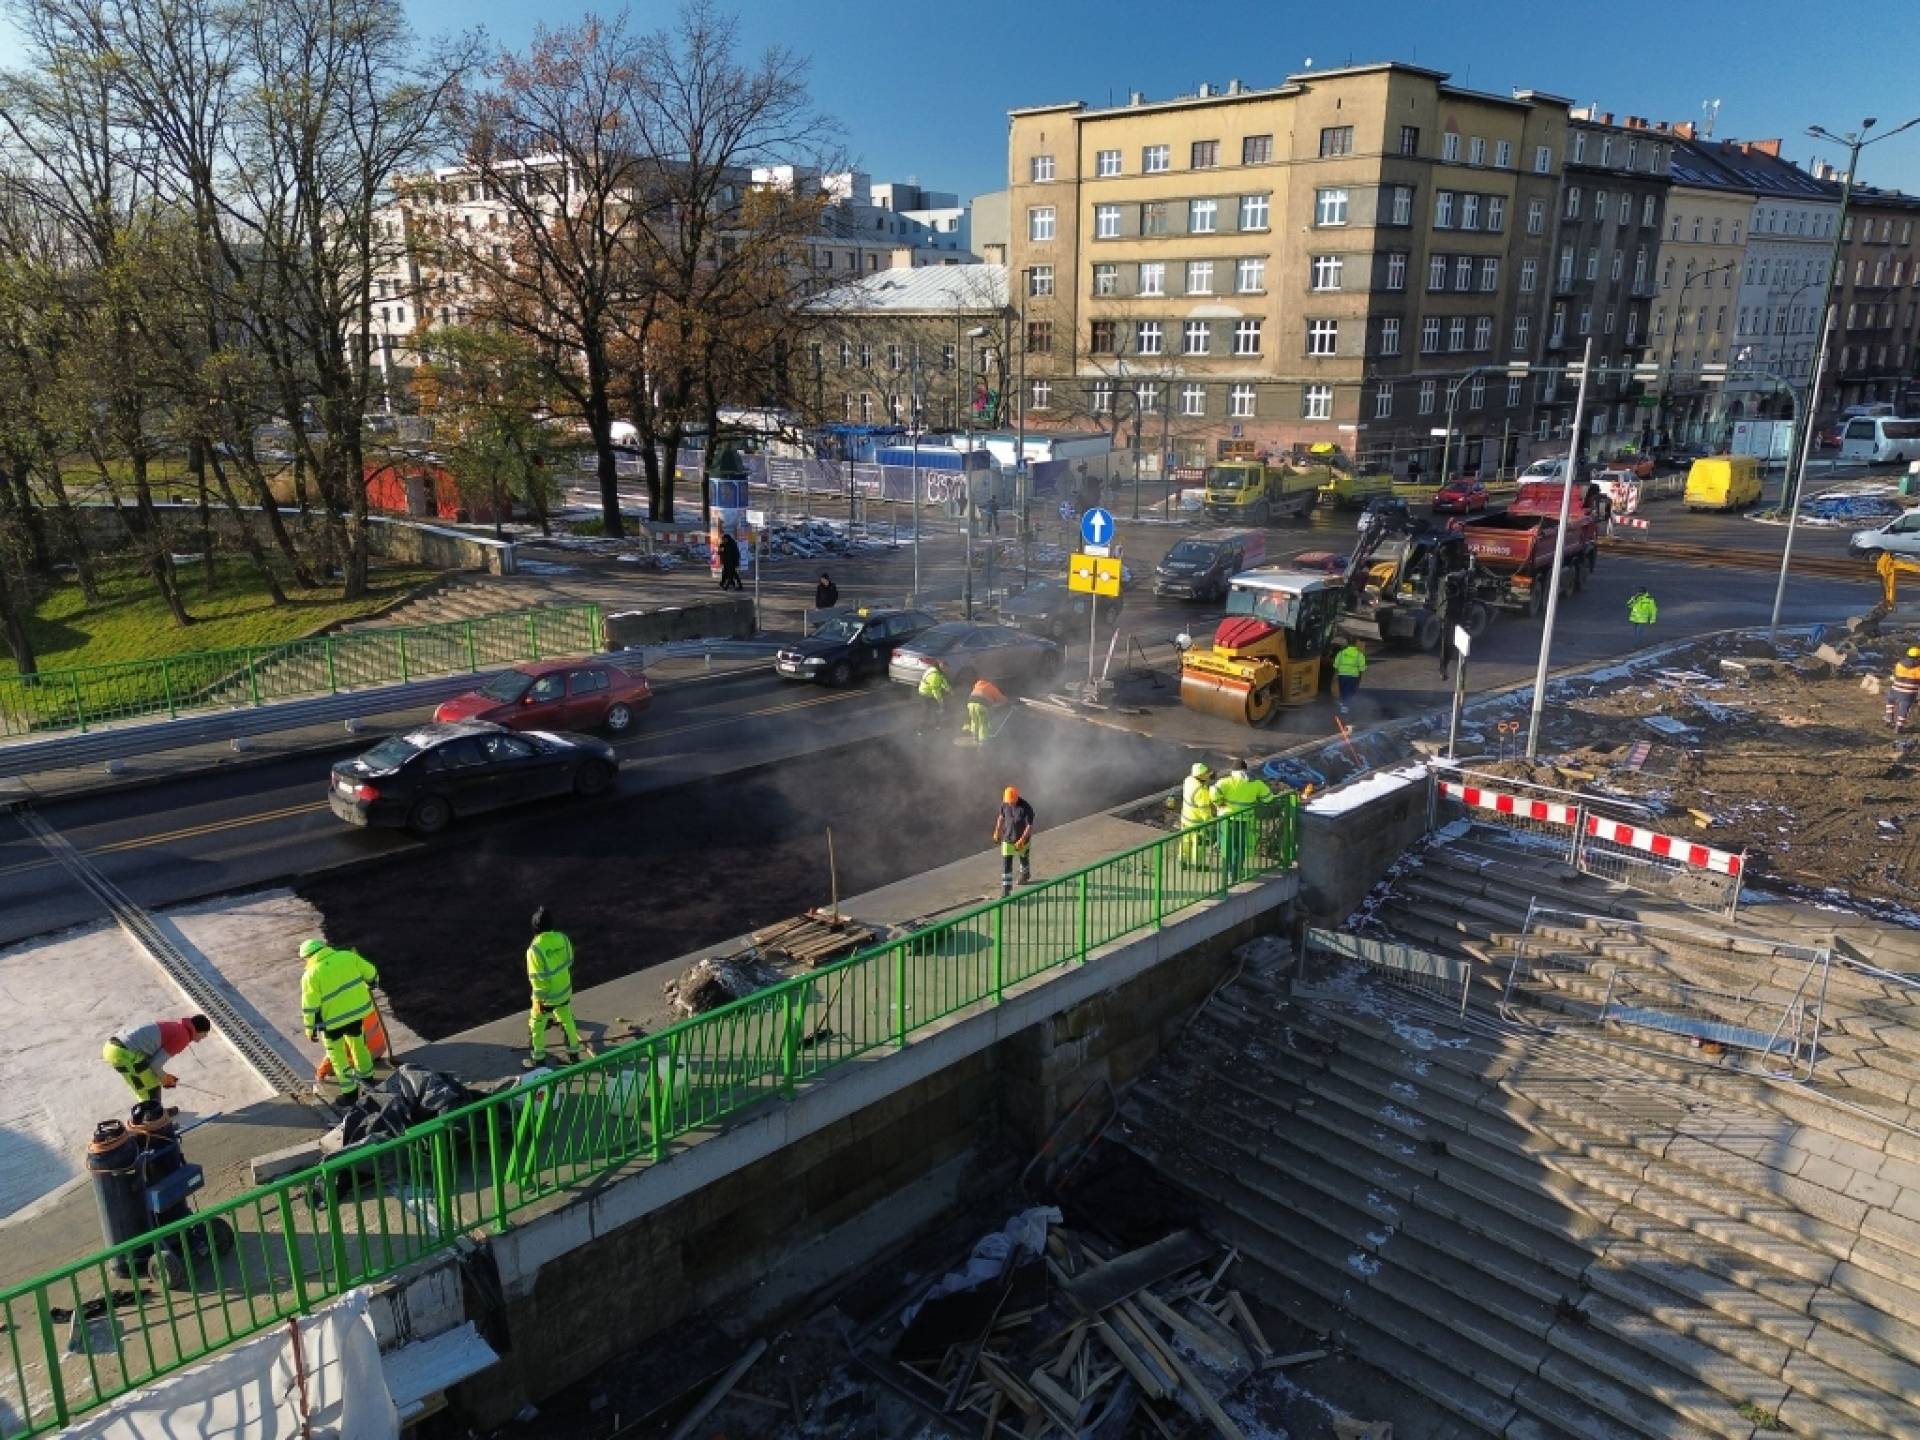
top-left (1003, 786), bottom-right (1019, 804)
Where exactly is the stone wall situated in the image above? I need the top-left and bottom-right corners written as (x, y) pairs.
top-left (62, 503), bottom-right (513, 574)
top-left (1295, 771), bottom-right (1433, 923)
top-left (604, 598), bottom-right (758, 648)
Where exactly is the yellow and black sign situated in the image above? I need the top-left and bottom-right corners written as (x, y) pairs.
top-left (1068, 553), bottom-right (1123, 598)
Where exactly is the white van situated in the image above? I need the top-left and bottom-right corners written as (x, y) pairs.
top-left (1838, 416), bottom-right (1920, 465)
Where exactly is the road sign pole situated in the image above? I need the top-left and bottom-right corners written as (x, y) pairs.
top-left (1087, 592), bottom-right (1098, 691)
top-left (1446, 625), bottom-right (1472, 760)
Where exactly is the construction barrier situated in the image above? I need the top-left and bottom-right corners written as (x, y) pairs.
top-left (0, 796), bottom-right (1299, 1438)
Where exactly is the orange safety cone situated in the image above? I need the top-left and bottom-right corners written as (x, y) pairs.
top-left (314, 1003), bottom-right (393, 1083)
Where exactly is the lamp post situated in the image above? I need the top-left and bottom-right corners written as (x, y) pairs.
top-left (1525, 338), bottom-right (1595, 760)
top-left (909, 344), bottom-right (923, 604)
top-left (1014, 293), bottom-right (1029, 585)
top-left (964, 322), bottom-right (993, 620)
top-left (1659, 260), bottom-right (1738, 447)
top-left (1437, 361), bottom-right (1532, 488)
top-left (1769, 304), bottom-right (1837, 639)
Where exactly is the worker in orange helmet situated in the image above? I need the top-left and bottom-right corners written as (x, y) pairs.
top-left (967, 677), bottom-right (1009, 745)
top-left (992, 785), bottom-right (1035, 896)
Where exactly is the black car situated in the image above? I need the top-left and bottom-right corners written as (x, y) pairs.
top-left (774, 607), bottom-right (939, 686)
top-left (327, 721), bottom-right (618, 835)
top-left (997, 579), bottom-right (1106, 640)
top-left (888, 623), bottom-right (1064, 694)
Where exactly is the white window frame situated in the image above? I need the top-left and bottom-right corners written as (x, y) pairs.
top-left (1096, 149), bottom-right (1121, 178)
top-left (1189, 198), bottom-right (1218, 234)
top-left (1030, 154), bottom-right (1055, 183)
top-left (1233, 318), bottom-right (1262, 356)
top-left (1092, 263), bottom-right (1118, 296)
top-left (1520, 258), bottom-right (1537, 293)
top-left (1239, 194), bottom-right (1270, 230)
top-left (1435, 191), bottom-right (1455, 228)
top-left (1479, 257), bottom-right (1498, 292)
top-left (1180, 382), bottom-right (1206, 417)
top-left (1375, 382), bottom-right (1394, 418)
top-left (1186, 259), bottom-right (1214, 295)
top-left (1182, 319), bottom-right (1212, 355)
top-left (1442, 132), bottom-right (1460, 162)
top-left (1302, 384), bottom-right (1332, 420)
top-left (1418, 379), bottom-right (1437, 414)
top-left (1448, 317), bottom-right (1467, 352)
top-left (1469, 136), bottom-right (1486, 166)
top-left (1136, 320), bottom-right (1163, 355)
top-left (1027, 206), bottom-right (1055, 242)
top-left (1473, 317), bottom-right (1492, 352)
top-left (1138, 261), bottom-right (1165, 296)
top-left (1143, 144), bottom-right (1169, 173)
top-left (1029, 379), bottom-right (1051, 410)
top-left (1028, 265), bottom-right (1053, 297)
top-left (1512, 314), bottom-right (1530, 350)
top-left (1090, 380), bottom-right (1113, 414)
top-left (1386, 253), bottom-right (1407, 291)
top-left (1495, 140), bottom-right (1513, 168)
top-left (1307, 318), bottom-right (1339, 356)
top-left (1380, 317), bottom-right (1401, 356)
top-left (1229, 383), bottom-right (1256, 418)
top-left (1391, 186), bottom-right (1413, 225)
top-left (1311, 254), bottom-right (1343, 291)
top-left (1527, 198), bottom-right (1545, 235)
top-left (1461, 194), bottom-right (1481, 230)
top-left (1468, 375), bottom-right (1486, 409)
top-left (1428, 255), bottom-right (1447, 291)
top-left (1506, 376), bottom-right (1522, 406)
top-left (1421, 317), bottom-right (1441, 352)
top-left (1535, 145), bottom-right (1553, 173)
top-left (1236, 257), bottom-right (1266, 293)
top-left (1487, 196), bottom-right (1505, 232)
top-left (1094, 204), bottom-right (1121, 239)
top-left (1315, 188), bottom-right (1349, 226)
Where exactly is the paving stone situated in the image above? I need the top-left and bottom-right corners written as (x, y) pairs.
top-left (1533, 1348), bottom-right (1745, 1440)
top-left (1859, 1205), bottom-right (1920, 1262)
top-left (1582, 1262), bottom-right (1794, 1378)
top-left (1782, 1349), bottom-right (1920, 1436)
top-left (1843, 1170), bottom-right (1904, 1211)
top-left (1771, 1392), bottom-right (1890, 1440)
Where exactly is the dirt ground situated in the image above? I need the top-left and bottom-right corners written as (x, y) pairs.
top-left (294, 712), bottom-right (1186, 1040)
top-left (1461, 624), bottom-right (1920, 919)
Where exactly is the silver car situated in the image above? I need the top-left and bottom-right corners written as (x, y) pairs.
top-left (887, 623), bottom-right (1064, 694)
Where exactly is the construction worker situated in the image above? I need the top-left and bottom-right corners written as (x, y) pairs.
top-left (103, 1015), bottom-right (212, 1123)
top-left (993, 785), bottom-right (1035, 896)
top-left (299, 938), bottom-right (379, 1106)
top-left (918, 664), bottom-right (952, 733)
top-left (1888, 646), bottom-right (1920, 734)
top-left (1628, 587), bottom-right (1658, 642)
top-left (1179, 761), bottom-right (1217, 868)
top-left (967, 677), bottom-right (1009, 744)
top-left (1211, 759), bottom-right (1275, 883)
top-left (526, 906), bottom-right (593, 1069)
top-left (1331, 641), bottom-right (1368, 716)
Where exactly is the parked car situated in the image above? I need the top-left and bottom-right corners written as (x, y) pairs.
top-left (1815, 422), bottom-right (1846, 452)
top-left (1432, 478), bottom-right (1491, 514)
top-left (1357, 495), bottom-right (1412, 535)
top-left (433, 659), bottom-right (651, 735)
top-left (328, 722), bottom-right (619, 835)
top-left (1152, 530), bottom-right (1266, 603)
top-left (775, 607), bottom-right (938, 686)
top-left (1850, 509), bottom-right (1920, 559)
top-left (998, 580), bottom-right (1115, 639)
top-left (888, 623), bottom-right (1063, 694)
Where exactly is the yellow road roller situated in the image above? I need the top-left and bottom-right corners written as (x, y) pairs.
top-left (1178, 569), bottom-right (1346, 725)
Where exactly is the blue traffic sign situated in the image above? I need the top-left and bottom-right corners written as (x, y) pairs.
top-left (1080, 506), bottom-right (1116, 548)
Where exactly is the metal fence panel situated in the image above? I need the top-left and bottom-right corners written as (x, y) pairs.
top-left (1295, 928), bottom-right (1473, 1013)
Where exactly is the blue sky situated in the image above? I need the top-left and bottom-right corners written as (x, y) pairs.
top-left (7, 0), bottom-right (1919, 200)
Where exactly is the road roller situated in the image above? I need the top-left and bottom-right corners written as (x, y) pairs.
top-left (1178, 569), bottom-right (1346, 725)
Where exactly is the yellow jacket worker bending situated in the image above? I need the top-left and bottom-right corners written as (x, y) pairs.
top-left (300, 939), bottom-right (378, 1105)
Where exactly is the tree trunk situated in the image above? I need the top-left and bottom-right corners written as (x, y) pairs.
top-left (124, 452), bottom-right (192, 626)
top-left (660, 422), bottom-right (683, 525)
top-left (3, 464), bottom-right (51, 576)
top-left (0, 549), bottom-right (34, 677)
top-left (190, 439), bottom-right (218, 592)
top-left (206, 450), bottom-right (288, 603)
top-left (343, 431), bottom-right (369, 599)
top-left (41, 468), bottom-right (98, 602)
top-left (291, 449), bottom-right (311, 515)
top-left (586, 361), bottom-right (624, 538)
top-left (230, 447), bottom-right (318, 587)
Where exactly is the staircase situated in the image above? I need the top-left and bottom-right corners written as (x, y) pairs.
top-left (1116, 828), bottom-right (1920, 1439)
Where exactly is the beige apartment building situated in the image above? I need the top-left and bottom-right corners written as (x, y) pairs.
top-left (1007, 63), bottom-right (1576, 474)
top-left (1654, 146), bottom-right (1755, 443)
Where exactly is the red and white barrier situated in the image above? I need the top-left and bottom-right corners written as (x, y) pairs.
top-left (1438, 778), bottom-right (1744, 877)
top-left (1610, 516), bottom-right (1651, 530)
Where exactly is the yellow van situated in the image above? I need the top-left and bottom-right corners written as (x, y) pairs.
top-left (1683, 454), bottom-right (1763, 511)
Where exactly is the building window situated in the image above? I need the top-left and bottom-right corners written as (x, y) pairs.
top-left (1461, 194), bottom-right (1481, 230)
top-left (1507, 376), bottom-right (1523, 407)
top-left (1320, 126), bottom-right (1355, 157)
top-left (1090, 320), bottom-right (1116, 353)
top-left (1454, 256), bottom-right (1473, 290)
top-left (1595, 191), bottom-right (1610, 222)
top-left (1520, 258), bottom-right (1537, 293)
top-left (1028, 265), bottom-right (1053, 297)
top-left (1229, 383), bottom-right (1256, 418)
top-left (1513, 314), bottom-right (1530, 350)
top-left (1572, 131), bottom-right (1586, 164)
top-left (1610, 249), bottom-right (1623, 281)
top-left (1535, 145), bottom-right (1553, 174)
top-left (1095, 204), bottom-right (1121, 239)
top-left (1421, 317), bottom-right (1442, 352)
top-left (1605, 308), bottom-right (1616, 334)
top-left (1026, 321), bottom-right (1053, 354)
top-left (1181, 383), bottom-right (1206, 416)
top-left (1560, 245), bottom-right (1575, 288)
top-left (1578, 305), bottom-right (1592, 335)
top-left (1419, 379), bottom-right (1437, 414)
top-left (1137, 382), bottom-right (1160, 412)
top-left (1473, 317), bottom-right (1492, 351)
top-left (1448, 316), bottom-right (1467, 351)
top-left (1469, 375), bottom-right (1486, 408)
top-left (1311, 254), bottom-right (1343, 291)
top-left (1139, 261), bottom-right (1165, 296)
top-left (1141, 202), bottom-right (1168, 236)
top-left (859, 392), bottom-right (873, 422)
top-left (1030, 154), bottom-right (1054, 183)
top-left (1390, 186), bottom-right (1413, 225)
top-left (1186, 259), bottom-right (1214, 294)
top-left (1435, 191), bottom-right (1455, 228)
top-left (1442, 132), bottom-right (1460, 162)
top-left (1315, 188), bottom-right (1349, 226)
top-left (1307, 319), bottom-right (1338, 356)
top-left (1030, 379), bottom-right (1051, 410)
top-left (1137, 320), bottom-right (1163, 355)
top-left (1234, 319), bottom-right (1263, 355)
top-left (1303, 384), bottom-right (1333, 419)
top-left (1093, 263), bottom-right (1118, 296)
top-left (1182, 319), bottom-right (1212, 355)
top-left (1469, 136), bottom-right (1486, 166)
top-left (859, 341), bottom-right (873, 367)
top-left (1239, 194), bottom-right (1270, 230)
top-left (1192, 140), bottom-right (1219, 169)
top-left (1143, 144), bottom-right (1169, 173)
top-left (1495, 140), bottom-right (1513, 168)
top-left (1642, 195), bottom-right (1656, 227)
top-left (1428, 255), bottom-right (1447, 291)
top-left (1380, 318), bottom-right (1401, 355)
top-left (1565, 187), bottom-right (1581, 219)
top-left (1487, 196), bottom-right (1505, 232)
top-left (1480, 257), bottom-right (1499, 291)
top-left (1400, 126), bottom-right (1420, 156)
top-left (1236, 257), bottom-right (1266, 292)
top-left (1188, 198), bottom-right (1218, 233)
top-left (839, 340), bottom-right (853, 367)
top-left (1027, 206), bottom-right (1055, 241)
top-left (1585, 247), bottom-right (1599, 280)
top-left (1375, 382), bottom-right (1394, 418)
top-left (1527, 199), bottom-right (1545, 235)
top-left (1242, 134), bottom-right (1273, 165)
top-left (1096, 149), bottom-right (1121, 178)
top-left (1090, 381), bottom-right (1113, 414)
top-left (887, 343), bottom-right (902, 371)
top-left (1386, 252), bottom-right (1407, 290)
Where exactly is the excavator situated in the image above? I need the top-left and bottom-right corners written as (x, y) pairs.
top-left (1873, 550), bottom-right (1920, 619)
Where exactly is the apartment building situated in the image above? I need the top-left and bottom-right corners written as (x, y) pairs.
top-left (1528, 107), bottom-right (1671, 453)
top-left (1827, 181), bottom-right (1920, 413)
top-left (1654, 137), bottom-right (1756, 443)
top-left (1007, 64), bottom-right (1571, 475)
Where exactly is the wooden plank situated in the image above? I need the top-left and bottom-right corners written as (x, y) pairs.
top-left (1112, 1304), bottom-right (1180, 1390)
top-left (976, 1354), bottom-right (1038, 1415)
top-left (1225, 1292), bottom-right (1272, 1359)
top-left (1261, 1348), bottom-right (1329, 1371)
top-left (981, 1391), bottom-right (1004, 1440)
top-left (664, 1338), bottom-right (767, 1440)
top-left (1154, 1337), bottom-right (1251, 1440)
top-left (1093, 1320), bottom-right (1168, 1400)
top-left (1047, 1321), bottom-right (1087, 1379)
top-left (1061, 1230), bottom-right (1214, 1315)
top-left (1027, 1369), bottom-right (1083, 1430)
top-left (1136, 1291), bottom-right (1246, 1369)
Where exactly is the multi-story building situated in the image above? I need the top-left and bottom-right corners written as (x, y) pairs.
top-left (1826, 179), bottom-right (1920, 413)
top-left (1656, 135), bottom-right (1761, 444)
top-left (1006, 64), bottom-right (1574, 476)
top-left (1528, 107), bottom-right (1672, 454)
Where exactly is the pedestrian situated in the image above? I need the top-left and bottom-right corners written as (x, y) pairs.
top-left (966, 677), bottom-right (1008, 745)
top-left (717, 530), bottom-right (743, 591)
top-left (814, 571), bottom-right (839, 612)
top-left (299, 938), bottom-right (379, 1107)
top-left (985, 491), bottom-right (1000, 535)
top-left (917, 663), bottom-right (952, 733)
top-left (1331, 640), bottom-right (1368, 715)
top-left (1178, 761), bottom-right (1217, 869)
top-left (1406, 455), bottom-right (1423, 486)
top-left (526, 906), bottom-right (593, 1070)
top-left (1210, 759), bottom-right (1275, 883)
top-left (993, 785), bottom-right (1035, 896)
top-left (103, 1015), bottom-right (212, 1124)
top-left (1887, 646), bottom-right (1920, 734)
top-left (1627, 586), bottom-right (1657, 642)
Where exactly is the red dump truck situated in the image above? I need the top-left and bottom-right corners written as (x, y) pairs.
top-left (1460, 480), bottom-right (1602, 613)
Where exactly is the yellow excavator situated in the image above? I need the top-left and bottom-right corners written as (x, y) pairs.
top-left (1874, 550), bottom-right (1920, 618)
top-left (1177, 569), bottom-right (1346, 724)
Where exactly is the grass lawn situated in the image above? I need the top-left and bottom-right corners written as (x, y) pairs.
top-left (3, 557), bottom-right (441, 679)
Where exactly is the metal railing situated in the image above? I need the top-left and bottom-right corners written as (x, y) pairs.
top-left (0, 796), bottom-right (1298, 1436)
top-left (1295, 927), bottom-right (1474, 1015)
top-left (0, 607), bottom-right (603, 739)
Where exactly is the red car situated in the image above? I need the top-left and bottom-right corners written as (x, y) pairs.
top-left (1431, 478), bottom-right (1490, 514)
top-left (433, 659), bottom-right (652, 735)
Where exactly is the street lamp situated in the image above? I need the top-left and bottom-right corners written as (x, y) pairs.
top-left (1437, 361), bottom-right (1532, 489)
top-left (963, 322), bottom-right (992, 620)
top-left (1659, 260), bottom-right (1738, 446)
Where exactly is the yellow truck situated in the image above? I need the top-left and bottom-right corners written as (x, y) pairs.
top-left (1683, 454), bottom-right (1763, 511)
top-left (1316, 467), bottom-right (1394, 509)
top-left (1202, 459), bottom-right (1318, 523)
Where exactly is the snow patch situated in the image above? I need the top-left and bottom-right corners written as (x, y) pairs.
top-left (1346, 1251), bottom-right (1381, 1277)
top-left (1305, 761), bottom-right (1432, 817)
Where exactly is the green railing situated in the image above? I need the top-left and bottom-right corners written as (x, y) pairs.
top-left (0, 797), bottom-right (1297, 1434)
top-left (0, 606), bottom-right (605, 739)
